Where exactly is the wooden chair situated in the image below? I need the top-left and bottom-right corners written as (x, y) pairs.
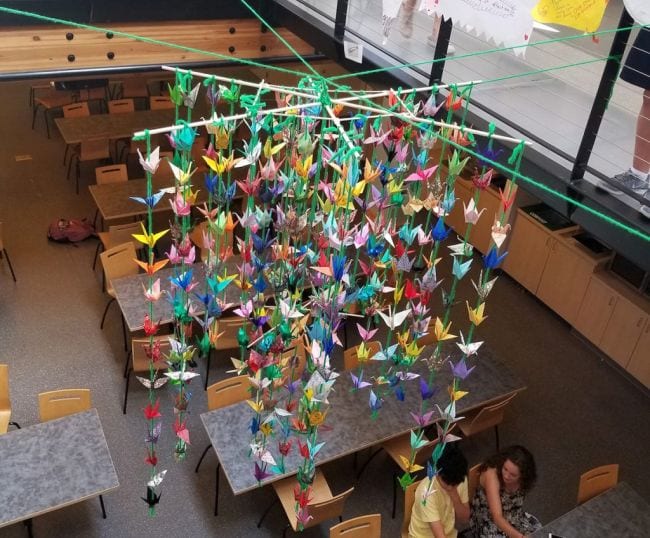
top-left (31, 89), bottom-right (77, 138)
top-left (149, 95), bottom-right (174, 110)
top-left (37, 388), bottom-right (107, 518)
top-left (577, 464), bottom-right (619, 504)
top-left (330, 514), bottom-right (381, 538)
top-left (467, 463), bottom-right (482, 504)
top-left (0, 364), bottom-right (21, 434)
top-left (61, 101), bottom-right (90, 168)
top-left (0, 222), bottom-right (17, 282)
top-left (456, 392), bottom-right (517, 451)
top-left (257, 468), bottom-right (354, 537)
top-left (194, 375), bottom-right (251, 515)
top-left (202, 316), bottom-right (246, 390)
top-left (91, 164), bottom-right (129, 230)
top-left (93, 220), bottom-right (143, 271)
top-left (99, 242), bottom-right (139, 350)
top-left (401, 478), bottom-right (423, 538)
top-left (118, 78), bottom-right (149, 106)
top-left (38, 388), bottom-right (92, 422)
top-left (107, 98), bottom-right (135, 114)
top-left (343, 340), bottom-right (382, 370)
top-left (68, 138), bottom-right (111, 194)
top-left (122, 335), bottom-right (170, 414)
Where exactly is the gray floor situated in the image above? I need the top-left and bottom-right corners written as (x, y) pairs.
top-left (1, 77), bottom-right (649, 538)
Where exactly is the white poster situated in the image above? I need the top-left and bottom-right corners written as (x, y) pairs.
top-left (422, 0), bottom-right (537, 55)
top-left (382, 0), bottom-right (404, 43)
top-left (624, 0), bottom-right (650, 25)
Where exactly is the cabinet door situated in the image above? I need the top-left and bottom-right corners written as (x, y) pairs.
top-left (536, 240), bottom-right (593, 325)
top-left (502, 212), bottom-right (551, 294)
top-left (573, 277), bottom-right (617, 345)
top-left (627, 319), bottom-right (650, 388)
top-left (599, 297), bottom-right (646, 368)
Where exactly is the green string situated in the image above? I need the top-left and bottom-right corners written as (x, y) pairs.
top-left (0, 5), bottom-right (314, 78)
top-left (326, 23), bottom-right (649, 82)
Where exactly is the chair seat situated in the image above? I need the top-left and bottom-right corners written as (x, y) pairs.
top-left (0, 409), bottom-right (10, 434)
top-left (273, 468), bottom-right (332, 531)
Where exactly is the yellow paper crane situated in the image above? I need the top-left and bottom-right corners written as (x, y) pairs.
top-left (132, 223), bottom-right (168, 248)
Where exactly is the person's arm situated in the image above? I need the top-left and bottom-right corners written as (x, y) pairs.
top-left (428, 520), bottom-right (448, 538)
top-left (448, 486), bottom-right (470, 525)
top-left (482, 468), bottom-right (526, 538)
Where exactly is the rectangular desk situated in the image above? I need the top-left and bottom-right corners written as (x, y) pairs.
top-left (55, 109), bottom-right (177, 145)
top-left (201, 346), bottom-right (526, 495)
top-left (112, 260), bottom-right (243, 332)
top-left (88, 176), bottom-right (212, 223)
top-left (531, 482), bottom-right (650, 538)
top-left (0, 409), bottom-right (119, 531)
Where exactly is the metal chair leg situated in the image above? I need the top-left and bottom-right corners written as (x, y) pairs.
top-left (63, 145), bottom-right (69, 166)
top-left (76, 160), bottom-right (81, 194)
top-left (123, 351), bottom-right (131, 378)
top-left (257, 497), bottom-right (279, 528)
top-left (195, 443), bottom-right (212, 473)
top-left (9, 421), bottom-right (21, 429)
top-left (3, 249), bottom-right (16, 282)
top-left (204, 349), bottom-right (211, 391)
top-left (121, 315), bottom-right (127, 351)
top-left (92, 242), bottom-right (102, 270)
top-left (356, 447), bottom-right (382, 481)
top-left (495, 425), bottom-right (500, 452)
top-left (214, 463), bottom-right (221, 516)
top-left (282, 523), bottom-right (291, 538)
top-left (100, 298), bottom-right (115, 329)
top-left (44, 109), bottom-right (51, 139)
top-left (392, 472), bottom-right (398, 519)
top-left (23, 518), bottom-right (34, 538)
top-left (31, 103), bottom-right (40, 130)
top-left (99, 494), bottom-right (107, 518)
top-left (123, 368), bottom-right (131, 414)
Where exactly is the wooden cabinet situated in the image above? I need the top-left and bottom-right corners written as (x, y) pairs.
top-left (536, 235), bottom-right (605, 325)
top-left (599, 295), bottom-right (647, 368)
top-left (445, 176), bottom-right (518, 255)
top-left (502, 210), bottom-right (554, 294)
top-left (627, 319), bottom-right (650, 388)
top-left (574, 276), bottom-right (617, 345)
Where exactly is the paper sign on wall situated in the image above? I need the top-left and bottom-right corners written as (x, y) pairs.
top-left (532, 0), bottom-right (608, 33)
top-left (422, 0), bottom-right (536, 56)
top-left (382, 0), bottom-right (404, 43)
top-left (623, 0), bottom-right (650, 24)
top-left (344, 41), bottom-right (364, 63)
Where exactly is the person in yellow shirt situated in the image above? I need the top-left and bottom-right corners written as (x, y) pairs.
top-left (409, 443), bottom-right (470, 538)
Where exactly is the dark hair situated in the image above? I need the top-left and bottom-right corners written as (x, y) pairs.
top-left (437, 443), bottom-right (468, 486)
top-left (480, 445), bottom-right (537, 493)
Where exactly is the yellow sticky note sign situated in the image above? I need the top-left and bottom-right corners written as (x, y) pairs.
top-left (532, 0), bottom-right (608, 33)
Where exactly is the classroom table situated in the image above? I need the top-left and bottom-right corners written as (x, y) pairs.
top-left (0, 409), bottom-right (119, 535)
top-left (531, 482), bottom-right (650, 538)
top-left (55, 109), bottom-right (178, 145)
top-left (201, 346), bottom-right (526, 495)
top-left (88, 176), bottom-right (211, 223)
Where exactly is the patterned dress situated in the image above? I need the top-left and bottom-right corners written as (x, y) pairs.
top-left (469, 484), bottom-right (541, 538)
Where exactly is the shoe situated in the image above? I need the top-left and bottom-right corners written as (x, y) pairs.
top-left (596, 170), bottom-right (648, 195)
top-left (427, 35), bottom-right (455, 55)
top-left (640, 190), bottom-right (650, 219)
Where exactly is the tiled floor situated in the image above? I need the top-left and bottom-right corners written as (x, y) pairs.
top-left (0, 74), bottom-right (649, 538)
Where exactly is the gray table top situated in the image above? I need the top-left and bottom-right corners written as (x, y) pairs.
top-left (88, 176), bottom-right (210, 222)
top-left (112, 260), bottom-right (243, 332)
top-left (55, 109), bottom-right (177, 145)
top-left (0, 409), bottom-right (119, 528)
top-left (201, 346), bottom-right (525, 495)
top-left (531, 482), bottom-right (650, 538)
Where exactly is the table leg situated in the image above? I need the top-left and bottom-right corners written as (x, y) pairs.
top-left (23, 518), bottom-right (34, 538)
top-left (99, 494), bottom-right (107, 518)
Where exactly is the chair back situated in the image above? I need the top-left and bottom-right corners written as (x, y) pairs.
top-left (401, 478), bottom-right (423, 538)
top-left (100, 242), bottom-right (139, 289)
top-left (0, 364), bottom-right (10, 409)
top-left (206, 375), bottom-right (250, 411)
top-left (465, 393), bottom-right (517, 435)
top-left (38, 389), bottom-right (92, 422)
top-left (62, 101), bottom-right (90, 118)
top-left (306, 487), bottom-right (354, 530)
top-left (121, 78), bottom-right (149, 99)
top-left (343, 340), bottom-right (381, 370)
top-left (413, 437), bottom-right (439, 466)
top-left (132, 335), bottom-right (171, 373)
top-left (103, 221), bottom-right (144, 251)
top-left (149, 95), bottom-right (174, 110)
top-left (95, 164), bottom-right (128, 185)
top-left (467, 463), bottom-right (482, 503)
top-left (330, 513), bottom-right (381, 538)
top-left (152, 151), bottom-right (175, 180)
top-left (80, 138), bottom-right (110, 161)
top-left (108, 98), bottom-right (135, 114)
top-left (577, 464), bottom-right (619, 504)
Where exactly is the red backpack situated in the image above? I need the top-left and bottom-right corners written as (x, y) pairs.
top-left (47, 218), bottom-right (96, 243)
